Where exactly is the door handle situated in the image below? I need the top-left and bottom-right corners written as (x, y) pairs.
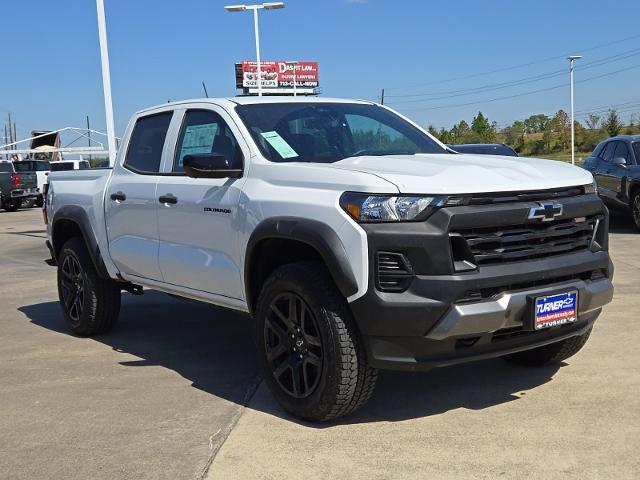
top-left (110, 191), bottom-right (126, 202)
top-left (158, 194), bottom-right (178, 205)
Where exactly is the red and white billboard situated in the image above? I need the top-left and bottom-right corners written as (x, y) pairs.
top-left (236, 61), bottom-right (319, 93)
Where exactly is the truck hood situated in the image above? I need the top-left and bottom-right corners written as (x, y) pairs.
top-left (331, 153), bottom-right (594, 194)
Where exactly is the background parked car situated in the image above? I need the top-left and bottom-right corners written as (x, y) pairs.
top-left (12, 159), bottom-right (51, 207)
top-left (0, 160), bottom-right (39, 212)
top-left (50, 160), bottom-right (91, 171)
top-left (583, 135), bottom-right (640, 231)
top-left (447, 143), bottom-right (518, 157)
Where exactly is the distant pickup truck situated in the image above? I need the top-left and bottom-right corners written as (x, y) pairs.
top-left (46, 97), bottom-right (614, 421)
top-left (0, 160), bottom-right (39, 211)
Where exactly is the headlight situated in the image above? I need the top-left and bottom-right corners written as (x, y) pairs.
top-left (340, 192), bottom-right (446, 222)
top-left (584, 181), bottom-right (597, 194)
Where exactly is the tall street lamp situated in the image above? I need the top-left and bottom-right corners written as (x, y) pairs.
top-left (568, 55), bottom-right (582, 166)
top-left (95, 0), bottom-right (117, 166)
top-left (225, 3), bottom-right (285, 97)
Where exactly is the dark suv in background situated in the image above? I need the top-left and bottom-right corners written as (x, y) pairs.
top-left (583, 135), bottom-right (640, 231)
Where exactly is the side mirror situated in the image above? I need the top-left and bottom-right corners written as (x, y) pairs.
top-left (611, 157), bottom-right (627, 168)
top-left (182, 154), bottom-right (243, 179)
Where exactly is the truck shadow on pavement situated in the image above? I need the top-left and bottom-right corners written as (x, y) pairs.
top-left (20, 291), bottom-right (565, 426)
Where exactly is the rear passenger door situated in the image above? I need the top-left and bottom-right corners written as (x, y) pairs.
top-left (155, 106), bottom-right (247, 300)
top-left (105, 111), bottom-right (173, 281)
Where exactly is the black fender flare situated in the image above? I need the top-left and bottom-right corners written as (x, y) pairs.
top-left (245, 217), bottom-right (359, 312)
top-left (51, 205), bottom-right (111, 279)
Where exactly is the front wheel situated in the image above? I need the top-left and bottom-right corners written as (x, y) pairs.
top-left (3, 199), bottom-right (20, 212)
top-left (502, 327), bottom-right (593, 366)
top-left (255, 262), bottom-right (377, 421)
top-left (57, 237), bottom-right (121, 336)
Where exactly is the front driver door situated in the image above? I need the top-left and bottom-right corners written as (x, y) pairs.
top-left (155, 106), bottom-right (247, 300)
top-left (105, 111), bottom-right (173, 281)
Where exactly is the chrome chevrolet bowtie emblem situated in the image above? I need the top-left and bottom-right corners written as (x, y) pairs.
top-left (528, 201), bottom-right (563, 222)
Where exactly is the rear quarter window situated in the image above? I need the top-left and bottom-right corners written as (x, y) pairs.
top-left (124, 112), bottom-right (173, 173)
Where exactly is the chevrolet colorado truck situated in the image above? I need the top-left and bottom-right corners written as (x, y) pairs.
top-left (45, 97), bottom-right (614, 421)
top-left (0, 160), bottom-right (38, 212)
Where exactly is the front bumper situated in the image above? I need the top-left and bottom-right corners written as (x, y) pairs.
top-left (349, 193), bottom-right (614, 371)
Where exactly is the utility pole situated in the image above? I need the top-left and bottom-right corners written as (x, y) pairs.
top-left (567, 55), bottom-right (582, 166)
top-left (7, 112), bottom-right (13, 146)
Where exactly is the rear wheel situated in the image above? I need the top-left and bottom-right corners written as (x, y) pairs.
top-left (631, 190), bottom-right (640, 232)
top-left (502, 327), bottom-right (592, 366)
top-left (35, 195), bottom-right (44, 208)
top-left (21, 198), bottom-right (36, 208)
top-left (255, 262), bottom-right (377, 421)
top-left (57, 237), bottom-right (121, 336)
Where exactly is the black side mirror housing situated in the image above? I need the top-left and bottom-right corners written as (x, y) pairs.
top-left (183, 154), bottom-right (243, 179)
top-left (611, 157), bottom-right (627, 168)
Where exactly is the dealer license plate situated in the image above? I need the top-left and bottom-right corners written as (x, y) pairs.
top-left (533, 291), bottom-right (578, 330)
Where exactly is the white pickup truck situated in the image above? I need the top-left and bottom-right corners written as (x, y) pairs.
top-left (45, 97), bottom-right (614, 421)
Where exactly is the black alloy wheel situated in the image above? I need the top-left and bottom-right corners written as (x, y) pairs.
top-left (59, 254), bottom-right (86, 326)
top-left (264, 292), bottom-right (323, 398)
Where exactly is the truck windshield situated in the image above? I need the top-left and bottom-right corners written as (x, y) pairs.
top-left (235, 102), bottom-right (446, 163)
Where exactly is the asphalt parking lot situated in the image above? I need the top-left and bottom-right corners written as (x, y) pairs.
top-left (1, 208), bottom-right (639, 480)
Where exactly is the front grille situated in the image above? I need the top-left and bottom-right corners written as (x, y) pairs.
top-left (376, 252), bottom-right (414, 292)
top-left (454, 215), bottom-right (600, 266)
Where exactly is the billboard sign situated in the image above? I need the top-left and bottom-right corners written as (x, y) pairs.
top-left (235, 61), bottom-right (319, 94)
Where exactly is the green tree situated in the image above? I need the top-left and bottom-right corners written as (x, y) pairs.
top-left (550, 109), bottom-right (570, 151)
top-left (603, 108), bottom-right (623, 137)
top-left (523, 114), bottom-right (550, 133)
top-left (471, 111), bottom-right (495, 142)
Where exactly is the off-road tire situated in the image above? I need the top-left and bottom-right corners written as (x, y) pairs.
top-left (631, 190), bottom-right (640, 232)
top-left (35, 195), bottom-right (44, 208)
top-left (255, 261), bottom-right (377, 421)
top-left (57, 237), bottom-right (121, 336)
top-left (502, 327), bottom-right (593, 366)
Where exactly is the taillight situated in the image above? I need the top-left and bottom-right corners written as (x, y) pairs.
top-left (11, 173), bottom-right (19, 188)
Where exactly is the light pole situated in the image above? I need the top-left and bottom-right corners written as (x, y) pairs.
top-left (568, 55), bottom-right (582, 166)
top-left (225, 3), bottom-right (285, 97)
top-left (286, 61), bottom-right (299, 96)
top-left (95, 0), bottom-right (117, 166)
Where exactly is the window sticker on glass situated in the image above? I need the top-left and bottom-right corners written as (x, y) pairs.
top-left (178, 123), bottom-right (219, 167)
top-left (260, 131), bottom-right (299, 159)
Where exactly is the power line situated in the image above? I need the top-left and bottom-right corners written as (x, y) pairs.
top-left (386, 48), bottom-right (640, 103)
top-left (396, 64), bottom-right (640, 112)
top-left (384, 33), bottom-right (640, 91)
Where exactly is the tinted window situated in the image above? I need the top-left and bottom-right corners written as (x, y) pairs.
top-left (174, 110), bottom-right (242, 173)
top-left (79, 161), bottom-right (90, 169)
top-left (236, 103), bottom-right (446, 163)
top-left (0, 162), bottom-right (13, 173)
top-left (125, 112), bottom-right (173, 173)
top-left (50, 162), bottom-right (75, 171)
top-left (600, 142), bottom-right (616, 162)
top-left (633, 143), bottom-right (640, 164)
top-left (613, 142), bottom-right (630, 164)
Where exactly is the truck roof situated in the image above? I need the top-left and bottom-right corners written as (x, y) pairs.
top-left (136, 96), bottom-right (374, 115)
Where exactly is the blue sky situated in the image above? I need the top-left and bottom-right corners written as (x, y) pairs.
top-left (1, 0), bottom-right (639, 142)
